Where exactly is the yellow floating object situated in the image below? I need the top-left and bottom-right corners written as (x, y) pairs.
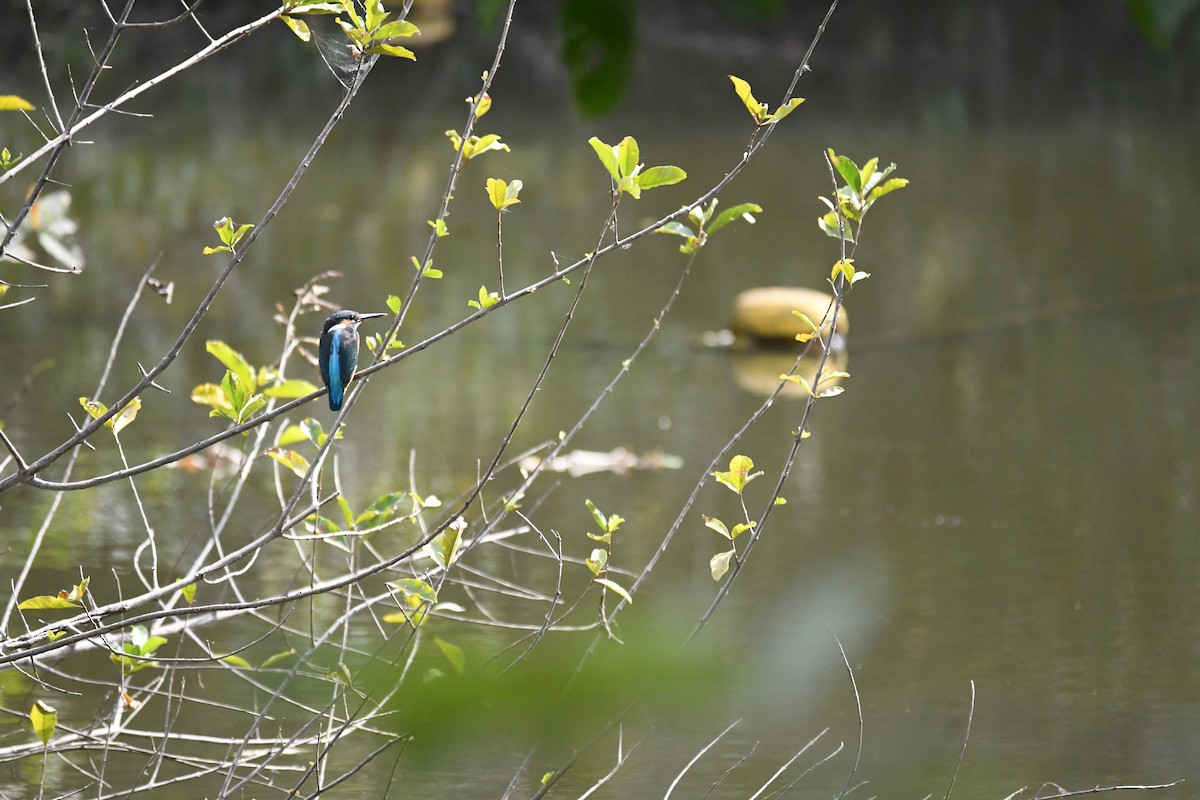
top-left (730, 286), bottom-right (847, 346)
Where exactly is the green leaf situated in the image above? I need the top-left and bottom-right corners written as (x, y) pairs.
top-left (337, 495), bottom-right (356, 529)
top-left (388, 577), bottom-right (438, 606)
top-left (283, 0), bottom-right (347, 13)
top-left (867, 177), bottom-right (909, 202)
top-left (179, 582), bottom-right (196, 604)
top-left (655, 221), bottom-right (695, 239)
top-left (364, 0), bottom-right (387, 32)
top-left (264, 379), bottom-right (318, 398)
top-left (355, 491), bottom-right (408, 527)
top-left (860, 157), bottom-right (880, 189)
top-left (135, 631), bottom-right (168, 653)
top-left (302, 417), bottom-right (329, 447)
top-left (468, 285), bottom-right (500, 310)
top-left (635, 165), bottom-right (686, 191)
top-left (1130, 0), bottom-right (1196, 51)
top-left (594, 577), bottom-right (632, 603)
top-left (305, 514), bottom-right (340, 536)
top-left (18, 595), bottom-right (82, 610)
top-left (412, 256), bottom-right (442, 279)
top-left (206, 340), bottom-right (256, 395)
top-left (730, 521), bottom-right (756, 539)
top-left (710, 550), bottom-right (735, 581)
top-left (69, 577), bottom-right (89, 601)
top-left (793, 310), bottom-right (817, 330)
top-left (366, 43), bottom-right (416, 59)
top-left (277, 424), bottom-right (308, 447)
top-left (706, 202), bottom-right (762, 236)
top-left (434, 637), bottom-right (466, 674)
top-left (765, 96), bottom-right (805, 123)
top-left (29, 701), bottom-right (56, 745)
top-left (386, 294), bottom-right (403, 314)
top-left (426, 525), bottom-right (462, 569)
top-left (615, 136), bottom-right (639, 179)
top-left (828, 149), bottom-right (862, 195)
top-left (230, 223), bottom-right (254, 247)
top-left (818, 210), bottom-right (855, 242)
top-left (486, 177), bottom-right (523, 210)
top-left (219, 371), bottom-right (244, 411)
top-left (260, 650), bottom-right (296, 669)
top-left (130, 624), bottom-right (150, 649)
top-left (466, 133), bottom-right (509, 158)
top-left (588, 136), bottom-right (620, 182)
top-left (339, 0), bottom-right (363, 31)
top-left (467, 90), bottom-right (492, 118)
top-left (831, 258), bottom-right (856, 284)
top-left (486, 177), bottom-right (508, 210)
top-left (238, 393), bottom-right (267, 422)
top-left (712, 455), bottom-right (761, 494)
top-left (586, 498), bottom-right (607, 531)
top-left (586, 547), bottom-right (608, 575)
top-left (19, 578), bottom-right (89, 610)
top-left (617, 175), bottom-right (641, 200)
top-left (266, 447), bottom-right (311, 478)
top-left (221, 654), bottom-right (252, 669)
top-left (561, 0), bottom-right (635, 116)
top-left (376, 19), bottom-right (419, 38)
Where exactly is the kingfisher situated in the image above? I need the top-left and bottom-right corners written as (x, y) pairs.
top-left (319, 310), bottom-right (387, 411)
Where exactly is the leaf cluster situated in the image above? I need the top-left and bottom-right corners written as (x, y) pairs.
top-left (79, 396), bottom-right (141, 437)
top-left (110, 624), bottom-right (168, 675)
top-left (588, 136), bottom-right (686, 200)
top-left (201, 216), bottom-right (254, 256)
top-left (18, 577), bottom-right (90, 611)
top-left (190, 341), bottom-right (317, 429)
top-left (656, 198), bottom-right (762, 254)
top-left (818, 149), bottom-right (908, 243)
top-left (585, 499), bottom-right (632, 605)
top-left (281, 0), bottom-right (420, 60)
top-left (729, 75), bottom-right (804, 125)
top-left (703, 456), bottom-right (777, 581)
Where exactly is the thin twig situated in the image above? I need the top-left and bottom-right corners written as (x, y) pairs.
top-left (664, 719), bottom-right (741, 800)
top-left (944, 680), bottom-right (975, 800)
top-left (832, 631), bottom-right (864, 800)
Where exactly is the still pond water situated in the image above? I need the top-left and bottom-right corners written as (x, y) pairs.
top-left (1, 7), bottom-right (1198, 798)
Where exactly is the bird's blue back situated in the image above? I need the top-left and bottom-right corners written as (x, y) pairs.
top-left (320, 325), bottom-right (357, 411)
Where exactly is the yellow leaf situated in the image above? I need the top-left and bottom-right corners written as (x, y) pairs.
top-left (0, 95), bottom-right (34, 112)
top-left (728, 75), bottom-right (766, 123)
top-left (79, 396), bottom-right (107, 421)
top-left (265, 447), bottom-right (310, 478)
top-left (109, 397), bottom-right (141, 436)
top-left (710, 550), bottom-right (735, 581)
top-left (29, 701), bottom-right (57, 745)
